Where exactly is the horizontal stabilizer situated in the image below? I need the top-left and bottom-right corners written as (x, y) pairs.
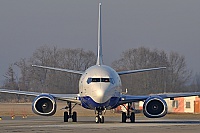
top-left (32, 65), bottom-right (84, 75)
top-left (117, 67), bottom-right (166, 75)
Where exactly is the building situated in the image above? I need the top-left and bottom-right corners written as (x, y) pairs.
top-left (165, 96), bottom-right (200, 113)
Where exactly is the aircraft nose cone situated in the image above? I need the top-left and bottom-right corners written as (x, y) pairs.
top-left (96, 89), bottom-right (104, 98)
top-left (93, 86), bottom-right (111, 103)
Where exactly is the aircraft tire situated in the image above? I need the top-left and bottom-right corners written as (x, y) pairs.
top-left (64, 111), bottom-right (69, 122)
top-left (100, 116), bottom-right (104, 123)
top-left (130, 112), bottom-right (135, 123)
top-left (72, 111), bottom-right (77, 122)
top-left (95, 116), bottom-right (100, 123)
top-left (122, 112), bottom-right (126, 123)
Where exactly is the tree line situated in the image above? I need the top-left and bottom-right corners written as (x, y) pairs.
top-left (0, 45), bottom-right (199, 102)
top-left (112, 47), bottom-right (195, 94)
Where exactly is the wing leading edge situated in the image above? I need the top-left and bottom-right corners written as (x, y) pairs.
top-left (120, 92), bottom-right (200, 105)
top-left (0, 89), bottom-right (81, 104)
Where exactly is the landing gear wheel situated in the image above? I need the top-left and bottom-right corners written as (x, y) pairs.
top-left (63, 102), bottom-right (78, 122)
top-left (130, 112), bottom-right (135, 123)
top-left (95, 110), bottom-right (105, 123)
top-left (100, 116), bottom-right (104, 123)
top-left (72, 112), bottom-right (77, 122)
top-left (95, 116), bottom-right (100, 123)
top-left (96, 115), bottom-right (104, 123)
top-left (121, 102), bottom-right (136, 123)
top-left (122, 112), bottom-right (126, 123)
top-left (64, 111), bottom-right (69, 122)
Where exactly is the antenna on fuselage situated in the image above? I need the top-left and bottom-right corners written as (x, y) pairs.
top-left (96, 3), bottom-right (103, 66)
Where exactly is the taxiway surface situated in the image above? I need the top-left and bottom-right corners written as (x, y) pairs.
top-left (0, 116), bottom-right (200, 133)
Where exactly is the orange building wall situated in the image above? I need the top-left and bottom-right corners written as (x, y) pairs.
top-left (195, 97), bottom-right (200, 101)
top-left (173, 97), bottom-right (184, 113)
top-left (194, 97), bottom-right (200, 113)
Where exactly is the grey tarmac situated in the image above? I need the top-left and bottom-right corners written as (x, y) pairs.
top-left (0, 116), bottom-right (200, 133)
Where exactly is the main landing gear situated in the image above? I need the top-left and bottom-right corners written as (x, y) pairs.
top-left (63, 102), bottom-right (77, 122)
top-left (122, 102), bottom-right (135, 123)
top-left (95, 109), bottom-right (105, 123)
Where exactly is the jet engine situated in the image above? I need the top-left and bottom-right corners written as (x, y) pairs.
top-left (32, 94), bottom-right (56, 116)
top-left (143, 96), bottom-right (167, 118)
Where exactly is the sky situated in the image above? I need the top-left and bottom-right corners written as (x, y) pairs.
top-left (0, 0), bottom-right (200, 85)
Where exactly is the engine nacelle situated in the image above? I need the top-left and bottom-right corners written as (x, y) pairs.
top-left (32, 94), bottom-right (56, 116)
top-left (143, 96), bottom-right (167, 118)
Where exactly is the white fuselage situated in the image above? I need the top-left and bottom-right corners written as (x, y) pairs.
top-left (79, 65), bottom-right (122, 109)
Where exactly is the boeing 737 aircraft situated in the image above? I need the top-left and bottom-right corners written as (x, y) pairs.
top-left (1, 3), bottom-right (200, 123)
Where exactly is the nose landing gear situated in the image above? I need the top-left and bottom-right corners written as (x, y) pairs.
top-left (95, 111), bottom-right (104, 123)
top-left (95, 109), bottom-right (105, 123)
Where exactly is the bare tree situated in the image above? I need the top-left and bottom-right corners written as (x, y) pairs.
top-left (14, 58), bottom-right (30, 91)
top-left (112, 47), bottom-right (191, 95)
top-left (166, 52), bottom-right (192, 92)
top-left (1, 64), bottom-right (19, 102)
top-left (196, 73), bottom-right (200, 90)
top-left (16, 45), bottom-right (96, 94)
top-left (3, 64), bottom-right (18, 90)
top-left (192, 73), bottom-right (200, 91)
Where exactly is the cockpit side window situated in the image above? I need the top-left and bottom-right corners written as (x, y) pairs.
top-left (110, 78), bottom-right (115, 84)
top-left (87, 78), bottom-right (92, 84)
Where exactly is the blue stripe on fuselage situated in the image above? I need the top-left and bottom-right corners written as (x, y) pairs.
top-left (80, 96), bottom-right (120, 110)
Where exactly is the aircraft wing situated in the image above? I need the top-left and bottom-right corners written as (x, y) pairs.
top-left (0, 89), bottom-right (81, 104)
top-left (119, 95), bottom-right (149, 104)
top-left (0, 89), bottom-right (41, 96)
top-left (156, 92), bottom-right (200, 99)
top-left (50, 94), bottom-right (81, 104)
top-left (117, 67), bottom-right (166, 75)
top-left (32, 65), bottom-right (84, 75)
top-left (119, 92), bottom-right (200, 104)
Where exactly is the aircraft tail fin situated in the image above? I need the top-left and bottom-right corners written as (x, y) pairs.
top-left (96, 3), bottom-right (103, 66)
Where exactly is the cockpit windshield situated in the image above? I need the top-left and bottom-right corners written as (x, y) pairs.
top-left (101, 78), bottom-right (110, 82)
top-left (91, 78), bottom-right (100, 82)
top-left (87, 78), bottom-right (114, 84)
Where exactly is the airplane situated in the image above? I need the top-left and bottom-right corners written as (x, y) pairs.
top-left (1, 3), bottom-right (200, 123)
